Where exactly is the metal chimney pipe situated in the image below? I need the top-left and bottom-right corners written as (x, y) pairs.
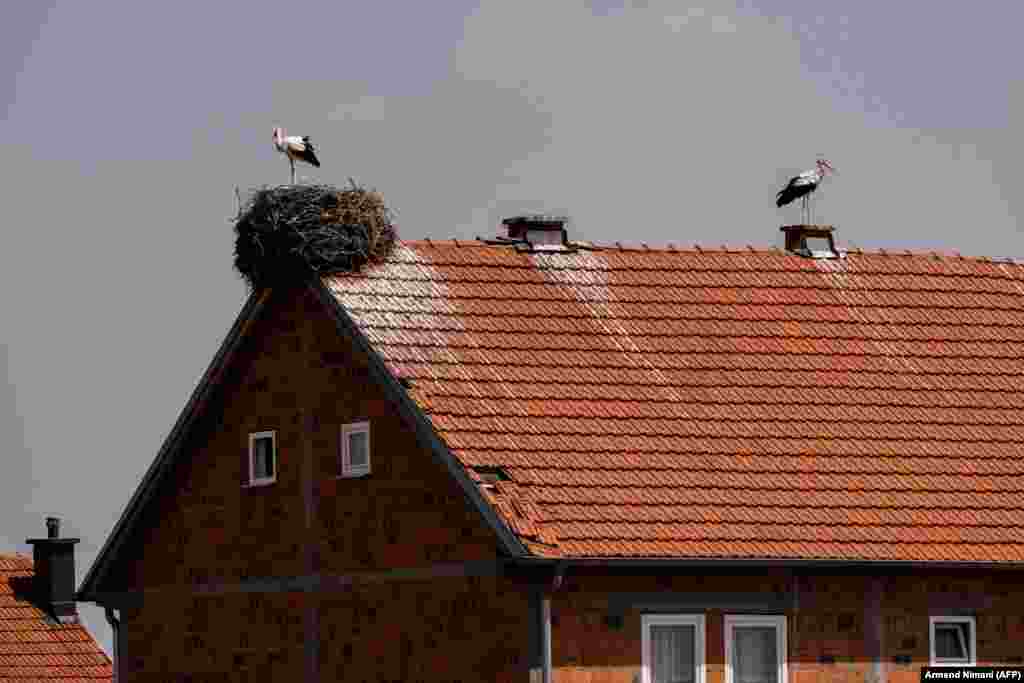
top-left (46, 516), bottom-right (60, 539)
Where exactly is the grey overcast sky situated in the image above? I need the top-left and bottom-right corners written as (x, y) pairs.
top-left (2, 0), bottom-right (1022, 656)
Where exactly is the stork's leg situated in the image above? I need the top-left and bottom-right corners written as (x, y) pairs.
top-left (290, 158), bottom-right (296, 185)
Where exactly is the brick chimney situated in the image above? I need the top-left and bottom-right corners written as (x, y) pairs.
top-left (502, 215), bottom-right (569, 250)
top-left (25, 517), bottom-right (80, 623)
top-left (780, 225), bottom-right (841, 258)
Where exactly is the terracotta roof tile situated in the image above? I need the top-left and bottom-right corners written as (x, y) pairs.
top-left (324, 242), bottom-right (1024, 561)
top-left (0, 555), bottom-right (112, 680)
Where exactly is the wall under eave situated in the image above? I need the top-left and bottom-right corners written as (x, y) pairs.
top-left (538, 569), bottom-right (1024, 683)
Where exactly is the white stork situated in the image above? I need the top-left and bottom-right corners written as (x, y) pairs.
top-left (272, 127), bottom-right (321, 184)
top-left (776, 158), bottom-right (836, 224)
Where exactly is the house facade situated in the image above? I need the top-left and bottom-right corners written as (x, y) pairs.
top-left (78, 220), bottom-right (1024, 682)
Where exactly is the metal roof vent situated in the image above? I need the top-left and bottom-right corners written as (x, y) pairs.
top-left (471, 465), bottom-right (510, 489)
top-left (502, 215), bottom-right (570, 252)
top-left (780, 225), bottom-right (843, 259)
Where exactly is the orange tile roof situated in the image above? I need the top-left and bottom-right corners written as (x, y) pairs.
top-left (323, 240), bottom-right (1024, 562)
top-left (0, 555), bottom-right (112, 680)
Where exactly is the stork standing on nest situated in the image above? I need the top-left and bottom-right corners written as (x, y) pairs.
top-left (272, 127), bottom-right (321, 184)
top-left (776, 158), bottom-right (836, 224)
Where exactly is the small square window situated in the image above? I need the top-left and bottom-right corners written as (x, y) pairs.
top-left (930, 616), bottom-right (975, 666)
top-left (340, 422), bottom-right (370, 477)
top-left (248, 431), bottom-right (276, 486)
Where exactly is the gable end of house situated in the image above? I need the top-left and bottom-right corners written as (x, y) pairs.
top-left (78, 280), bottom-right (528, 604)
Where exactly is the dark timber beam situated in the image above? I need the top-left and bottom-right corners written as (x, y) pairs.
top-left (87, 559), bottom-right (508, 609)
top-left (865, 576), bottom-right (885, 683)
top-left (607, 591), bottom-right (793, 616)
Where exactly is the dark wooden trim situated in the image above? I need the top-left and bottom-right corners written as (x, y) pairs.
top-left (86, 559), bottom-right (509, 608)
top-left (865, 576), bottom-right (885, 683)
top-left (301, 405), bottom-right (319, 683)
top-left (304, 599), bottom-right (319, 683)
top-left (78, 289), bottom-right (273, 601)
top-left (924, 594), bottom-right (995, 612)
top-left (308, 278), bottom-right (529, 559)
top-left (607, 591), bottom-right (793, 616)
top-left (541, 592), bottom-right (553, 683)
top-left (790, 574), bottom-right (804, 672)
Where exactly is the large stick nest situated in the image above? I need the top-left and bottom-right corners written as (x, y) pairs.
top-left (233, 180), bottom-right (397, 288)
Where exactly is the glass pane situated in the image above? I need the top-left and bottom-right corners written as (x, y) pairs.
top-left (253, 437), bottom-right (273, 479)
top-left (650, 624), bottom-right (695, 683)
top-left (935, 624), bottom-right (967, 659)
top-left (734, 626), bottom-right (777, 683)
top-left (348, 431), bottom-right (369, 467)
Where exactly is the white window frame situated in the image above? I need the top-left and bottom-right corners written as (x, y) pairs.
top-left (641, 614), bottom-right (706, 683)
top-left (339, 421), bottom-right (371, 477)
top-left (724, 614), bottom-right (787, 683)
top-left (929, 615), bottom-right (976, 666)
top-left (247, 430), bottom-right (277, 486)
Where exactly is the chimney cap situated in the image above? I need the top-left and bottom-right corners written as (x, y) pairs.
top-left (780, 224), bottom-right (835, 235)
top-left (501, 214), bottom-right (569, 227)
top-left (26, 517), bottom-right (79, 545)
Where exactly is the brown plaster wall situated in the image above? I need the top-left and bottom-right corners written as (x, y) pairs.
top-left (543, 571), bottom-right (1024, 683)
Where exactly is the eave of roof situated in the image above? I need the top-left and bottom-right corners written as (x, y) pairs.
top-left (502, 555), bottom-right (1024, 571)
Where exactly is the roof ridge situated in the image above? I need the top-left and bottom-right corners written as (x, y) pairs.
top-left (398, 238), bottom-right (1024, 263)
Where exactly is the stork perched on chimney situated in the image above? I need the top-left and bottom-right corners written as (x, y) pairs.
top-left (776, 158), bottom-right (836, 224)
top-left (272, 127), bottom-right (321, 184)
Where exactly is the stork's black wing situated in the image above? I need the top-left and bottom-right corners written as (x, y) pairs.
top-left (776, 178), bottom-right (817, 207)
top-left (299, 137), bottom-right (321, 168)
